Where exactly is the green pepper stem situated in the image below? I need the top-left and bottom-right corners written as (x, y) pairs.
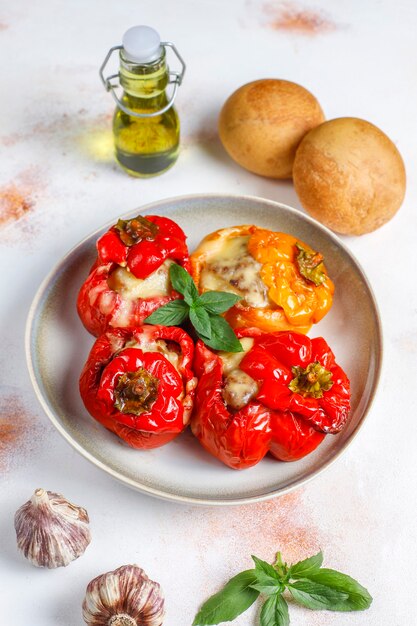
top-left (295, 242), bottom-right (327, 286)
top-left (289, 362), bottom-right (333, 399)
top-left (115, 215), bottom-right (159, 246)
top-left (114, 368), bottom-right (159, 415)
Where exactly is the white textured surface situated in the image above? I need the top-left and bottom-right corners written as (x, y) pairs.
top-left (0, 1), bottom-right (415, 624)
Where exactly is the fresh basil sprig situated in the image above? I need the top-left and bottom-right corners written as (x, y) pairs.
top-left (193, 550), bottom-right (372, 625)
top-left (145, 263), bottom-right (243, 352)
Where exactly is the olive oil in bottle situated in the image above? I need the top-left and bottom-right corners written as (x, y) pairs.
top-left (100, 26), bottom-right (186, 177)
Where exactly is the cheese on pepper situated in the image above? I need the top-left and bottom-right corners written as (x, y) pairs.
top-left (191, 225), bottom-right (334, 334)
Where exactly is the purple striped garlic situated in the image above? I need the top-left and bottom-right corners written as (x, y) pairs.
top-left (14, 488), bottom-right (91, 568)
top-left (83, 565), bottom-right (165, 626)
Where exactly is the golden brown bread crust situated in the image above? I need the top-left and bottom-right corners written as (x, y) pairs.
top-left (293, 117), bottom-right (406, 235)
top-left (218, 79), bottom-right (325, 179)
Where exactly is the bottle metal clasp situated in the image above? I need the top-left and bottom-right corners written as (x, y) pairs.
top-left (99, 42), bottom-right (186, 119)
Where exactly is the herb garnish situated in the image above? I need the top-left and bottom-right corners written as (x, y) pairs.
top-left (193, 550), bottom-right (372, 625)
top-left (145, 264), bottom-right (243, 352)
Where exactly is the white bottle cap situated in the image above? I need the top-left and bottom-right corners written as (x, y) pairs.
top-left (122, 25), bottom-right (163, 64)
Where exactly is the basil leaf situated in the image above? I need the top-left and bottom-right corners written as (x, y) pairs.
top-left (192, 570), bottom-right (259, 625)
top-left (169, 263), bottom-right (199, 305)
top-left (190, 305), bottom-right (212, 339)
top-left (250, 575), bottom-right (282, 596)
top-left (184, 281), bottom-right (199, 305)
top-left (144, 300), bottom-right (189, 326)
top-left (288, 579), bottom-right (349, 610)
top-left (249, 559), bottom-right (282, 594)
top-left (252, 556), bottom-right (281, 581)
top-left (198, 291), bottom-right (242, 314)
top-left (295, 569), bottom-right (372, 611)
top-left (260, 594), bottom-right (290, 626)
top-left (168, 262), bottom-right (191, 293)
top-left (289, 550), bottom-right (323, 579)
top-left (196, 314), bottom-right (243, 353)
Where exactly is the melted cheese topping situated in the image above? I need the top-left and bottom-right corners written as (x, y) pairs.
top-left (113, 298), bottom-right (135, 328)
top-left (218, 337), bottom-right (254, 374)
top-left (200, 236), bottom-right (269, 308)
top-left (108, 260), bottom-right (172, 301)
top-left (126, 334), bottom-right (181, 373)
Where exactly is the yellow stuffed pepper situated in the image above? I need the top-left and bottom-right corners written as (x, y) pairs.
top-left (190, 225), bottom-right (334, 334)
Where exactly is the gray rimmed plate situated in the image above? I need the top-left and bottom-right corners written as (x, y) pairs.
top-left (25, 194), bottom-right (382, 505)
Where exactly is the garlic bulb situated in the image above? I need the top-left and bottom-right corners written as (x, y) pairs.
top-left (14, 488), bottom-right (91, 568)
top-left (83, 565), bottom-right (165, 626)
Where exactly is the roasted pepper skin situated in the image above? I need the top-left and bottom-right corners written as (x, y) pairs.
top-left (79, 325), bottom-right (196, 450)
top-left (77, 215), bottom-right (190, 337)
top-left (191, 329), bottom-right (350, 469)
top-left (97, 215), bottom-right (190, 278)
top-left (77, 260), bottom-right (183, 338)
top-left (190, 226), bottom-right (334, 334)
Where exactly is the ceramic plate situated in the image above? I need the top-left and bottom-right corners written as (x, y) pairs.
top-left (26, 194), bottom-right (382, 505)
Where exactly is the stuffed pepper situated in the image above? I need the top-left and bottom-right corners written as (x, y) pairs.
top-left (77, 214), bottom-right (190, 336)
top-left (79, 325), bottom-right (196, 449)
top-left (191, 328), bottom-right (350, 469)
top-left (190, 226), bottom-right (334, 334)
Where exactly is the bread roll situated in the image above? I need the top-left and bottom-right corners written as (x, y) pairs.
top-left (218, 79), bottom-right (325, 179)
top-left (293, 117), bottom-right (406, 235)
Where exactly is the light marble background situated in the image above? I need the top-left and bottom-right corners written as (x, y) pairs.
top-left (1, 1), bottom-right (415, 624)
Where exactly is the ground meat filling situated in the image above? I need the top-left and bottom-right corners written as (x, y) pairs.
top-left (222, 369), bottom-right (259, 410)
top-left (219, 337), bottom-right (259, 410)
top-left (200, 236), bottom-right (270, 308)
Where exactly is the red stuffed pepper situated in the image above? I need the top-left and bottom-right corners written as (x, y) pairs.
top-left (77, 214), bottom-right (190, 336)
top-left (191, 329), bottom-right (350, 469)
top-left (80, 325), bottom-right (196, 449)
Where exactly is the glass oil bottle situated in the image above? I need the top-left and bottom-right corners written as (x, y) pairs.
top-left (100, 26), bottom-right (186, 177)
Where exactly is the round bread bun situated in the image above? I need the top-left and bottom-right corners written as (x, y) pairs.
top-left (218, 79), bottom-right (325, 179)
top-left (293, 117), bottom-right (406, 235)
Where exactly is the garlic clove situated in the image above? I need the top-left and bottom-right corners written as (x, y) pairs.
top-left (83, 564), bottom-right (165, 626)
top-left (14, 487), bottom-right (91, 568)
